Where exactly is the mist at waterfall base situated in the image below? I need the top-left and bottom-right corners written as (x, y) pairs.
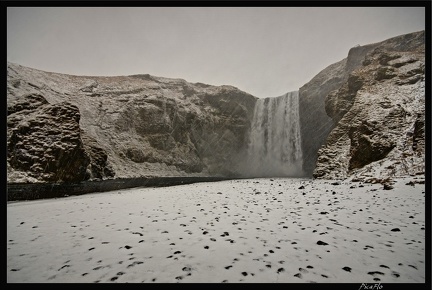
top-left (240, 91), bottom-right (305, 178)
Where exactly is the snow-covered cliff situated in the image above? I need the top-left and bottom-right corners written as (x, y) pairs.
top-left (6, 30), bottom-right (425, 184)
top-left (313, 30), bottom-right (425, 182)
top-left (7, 64), bottom-right (257, 182)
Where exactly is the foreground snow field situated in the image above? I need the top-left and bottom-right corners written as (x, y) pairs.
top-left (7, 177), bottom-right (425, 283)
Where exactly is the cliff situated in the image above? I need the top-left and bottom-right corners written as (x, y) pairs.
top-left (299, 39), bottom-right (383, 176)
top-left (7, 64), bottom-right (257, 183)
top-left (313, 30), bottom-right (425, 182)
top-left (6, 30), bottom-right (425, 185)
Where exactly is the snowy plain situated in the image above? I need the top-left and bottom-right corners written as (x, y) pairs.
top-left (7, 177), bottom-right (425, 283)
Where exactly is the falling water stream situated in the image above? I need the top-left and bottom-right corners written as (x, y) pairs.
top-left (245, 91), bottom-right (304, 177)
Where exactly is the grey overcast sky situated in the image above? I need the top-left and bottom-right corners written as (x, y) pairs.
top-left (7, 7), bottom-right (425, 98)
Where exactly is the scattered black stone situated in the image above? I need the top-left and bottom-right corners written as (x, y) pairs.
top-left (367, 271), bottom-right (385, 276)
top-left (331, 182), bottom-right (340, 185)
top-left (10, 269), bottom-right (20, 272)
top-left (88, 247), bottom-right (95, 251)
top-left (241, 272), bottom-right (248, 276)
top-left (204, 246), bottom-right (209, 249)
top-left (321, 274), bottom-right (328, 278)
top-left (317, 240), bottom-right (328, 246)
top-left (294, 273), bottom-right (302, 278)
top-left (298, 185), bottom-right (305, 189)
top-left (379, 265), bottom-right (389, 269)
top-left (124, 245), bottom-right (132, 249)
top-left (266, 264), bottom-right (272, 268)
top-left (127, 261), bottom-right (143, 268)
top-left (175, 276), bottom-right (183, 280)
top-left (217, 192), bottom-right (223, 195)
top-left (408, 265), bottom-right (418, 270)
top-left (277, 268), bottom-right (285, 274)
top-left (58, 265), bottom-right (70, 271)
top-left (203, 231), bottom-right (208, 235)
top-left (174, 251), bottom-right (182, 254)
top-left (182, 267), bottom-right (192, 272)
top-left (110, 276), bottom-right (118, 281)
top-left (383, 184), bottom-right (394, 190)
top-left (391, 272), bottom-right (400, 278)
top-left (391, 228), bottom-right (401, 232)
top-left (225, 265), bottom-right (232, 270)
top-left (306, 265), bottom-right (314, 269)
top-left (320, 211), bottom-right (329, 215)
top-left (342, 267), bottom-right (352, 272)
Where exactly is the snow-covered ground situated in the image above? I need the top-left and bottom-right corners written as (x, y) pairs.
top-left (7, 177), bottom-right (425, 283)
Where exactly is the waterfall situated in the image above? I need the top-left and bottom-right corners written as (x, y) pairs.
top-left (245, 91), bottom-right (303, 177)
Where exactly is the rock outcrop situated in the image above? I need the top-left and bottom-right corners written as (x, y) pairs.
top-left (7, 64), bottom-right (257, 183)
top-left (299, 41), bottom-right (382, 176)
top-left (313, 31), bottom-right (425, 181)
top-left (7, 94), bottom-right (91, 182)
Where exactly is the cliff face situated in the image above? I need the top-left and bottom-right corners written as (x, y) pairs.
top-left (7, 30), bottom-right (425, 184)
top-left (7, 64), bottom-right (257, 182)
top-left (299, 41), bottom-right (382, 176)
top-left (313, 31), bottom-right (425, 181)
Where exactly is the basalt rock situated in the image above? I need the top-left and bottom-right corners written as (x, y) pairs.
top-left (7, 65), bottom-right (257, 182)
top-left (299, 39), bottom-right (382, 176)
top-left (313, 30), bottom-right (425, 181)
top-left (7, 95), bottom-right (90, 182)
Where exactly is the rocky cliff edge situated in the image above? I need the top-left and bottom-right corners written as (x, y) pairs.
top-left (7, 65), bottom-right (257, 183)
top-left (313, 30), bottom-right (425, 183)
